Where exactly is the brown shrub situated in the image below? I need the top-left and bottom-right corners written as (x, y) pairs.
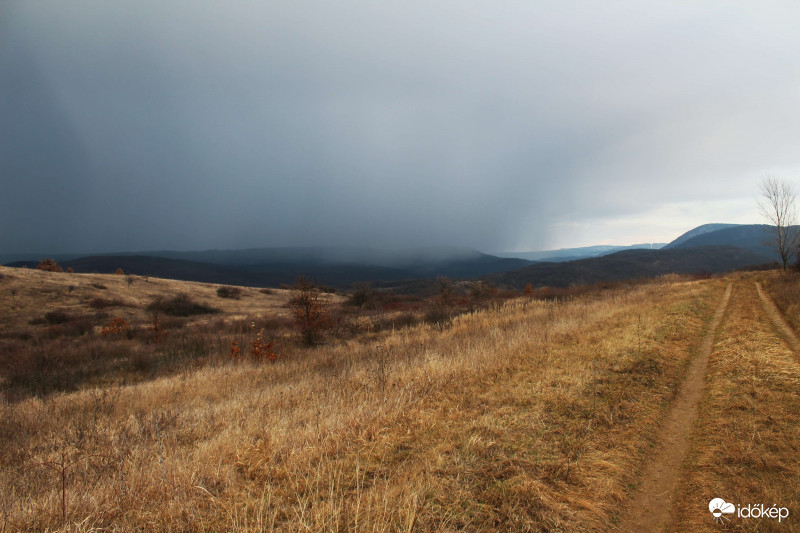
top-left (248, 329), bottom-right (279, 361)
top-left (289, 276), bottom-right (331, 346)
top-left (216, 286), bottom-right (242, 299)
top-left (147, 294), bottom-right (219, 317)
top-left (37, 258), bottom-right (62, 272)
top-left (100, 317), bottom-right (129, 337)
top-left (44, 310), bottom-right (71, 325)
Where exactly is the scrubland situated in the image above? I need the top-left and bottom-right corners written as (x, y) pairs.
top-left (1, 266), bottom-right (798, 531)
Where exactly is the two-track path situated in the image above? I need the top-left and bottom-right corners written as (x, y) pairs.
top-left (618, 278), bottom-right (800, 532)
top-left (618, 284), bottom-right (732, 532)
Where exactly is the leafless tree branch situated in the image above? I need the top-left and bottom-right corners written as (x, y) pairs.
top-left (759, 175), bottom-right (800, 270)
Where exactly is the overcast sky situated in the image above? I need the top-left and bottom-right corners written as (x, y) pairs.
top-left (2, 1), bottom-right (800, 255)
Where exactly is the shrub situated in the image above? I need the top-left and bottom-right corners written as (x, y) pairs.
top-left (216, 286), bottom-right (242, 299)
top-left (523, 283), bottom-right (535, 297)
top-left (425, 278), bottom-right (456, 324)
top-left (37, 258), bottom-right (62, 272)
top-left (147, 294), bottom-right (219, 316)
top-left (44, 310), bottom-right (71, 325)
top-left (114, 267), bottom-right (125, 275)
top-left (248, 329), bottom-right (279, 361)
top-left (229, 341), bottom-right (241, 358)
top-left (101, 317), bottom-right (130, 337)
top-left (347, 283), bottom-right (384, 309)
top-left (66, 267), bottom-right (74, 273)
top-left (289, 276), bottom-right (331, 346)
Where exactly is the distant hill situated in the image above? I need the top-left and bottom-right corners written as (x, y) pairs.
top-left (8, 256), bottom-right (280, 286)
top-left (665, 224), bottom-right (788, 262)
top-left (6, 238), bottom-right (778, 294)
top-left (494, 243), bottom-right (666, 262)
top-left (485, 245), bottom-right (774, 290)
top-left (7, 247), bottom-right (532, 289)
top-left (665, 223), bottom-right (741, 248)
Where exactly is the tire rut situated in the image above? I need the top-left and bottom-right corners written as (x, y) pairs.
top-left (755, 281), bottom-right (800, 353)
top-left (617, 283), bottom-right (731, 533)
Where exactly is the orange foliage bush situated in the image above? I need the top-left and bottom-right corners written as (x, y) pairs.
top-left (37, 258), bottom-right (63, 272)
top-left (229, 340), bottom-right (241, 358)
top-left (249, 329), bottom-right (278, 361)
top-left (524, 283), bottom-right (535, 297)
top-left (229, 330), bottom-right (278, 362)
top-left (101, 317), bottom-right (129, 337)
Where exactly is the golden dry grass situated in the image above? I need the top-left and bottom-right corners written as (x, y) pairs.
top-left (0, 265), bottom-right (339, 335)
top-left (0, 268), bottom-right (729, 531)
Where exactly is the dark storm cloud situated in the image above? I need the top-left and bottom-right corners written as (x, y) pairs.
top-left (2, 1), bottom-right (800, 254)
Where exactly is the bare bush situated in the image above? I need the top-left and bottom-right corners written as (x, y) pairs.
top-left (289, 276), bottom-right (331, 346)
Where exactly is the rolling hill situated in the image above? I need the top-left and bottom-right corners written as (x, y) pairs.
top-left (485, 245), bottom-right (774, 290)
top-left (7, 247), bottom-right (532, 289)
top-left (664, 223), bottom-right (741, 248)
top-left (664, 224), bottom-right (786, 262)
top-left (493, 242), bottom-right (666, 262)
top-left (6, 226), bottom-right (785, 294)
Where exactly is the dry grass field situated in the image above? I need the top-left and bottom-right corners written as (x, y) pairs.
top-left (1, 266), bottom-right (799, 531)
top-left (0, 266), bottom-right (306, 333)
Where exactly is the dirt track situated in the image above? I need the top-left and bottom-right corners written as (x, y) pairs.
top-left (756, 281), bottom-right (800, 353)
top-left (617, 283), bottom-right (732, 532)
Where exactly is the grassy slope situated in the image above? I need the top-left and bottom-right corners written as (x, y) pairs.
top-left (0, 270), bottom-right (725, 531)
top-left (0, 266), bottom-right (304, 335)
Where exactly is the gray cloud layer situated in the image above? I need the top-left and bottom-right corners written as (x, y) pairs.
top-left (2, 1), bottom-right (800, 254)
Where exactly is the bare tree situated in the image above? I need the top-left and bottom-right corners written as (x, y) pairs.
top-left (289, 275), bottom-right (330, 346)
top-left (759, 176), bottom-right (800, 270)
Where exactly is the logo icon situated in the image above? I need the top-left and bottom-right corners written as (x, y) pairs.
top-left (709, 498), bottom-right (736, 524)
